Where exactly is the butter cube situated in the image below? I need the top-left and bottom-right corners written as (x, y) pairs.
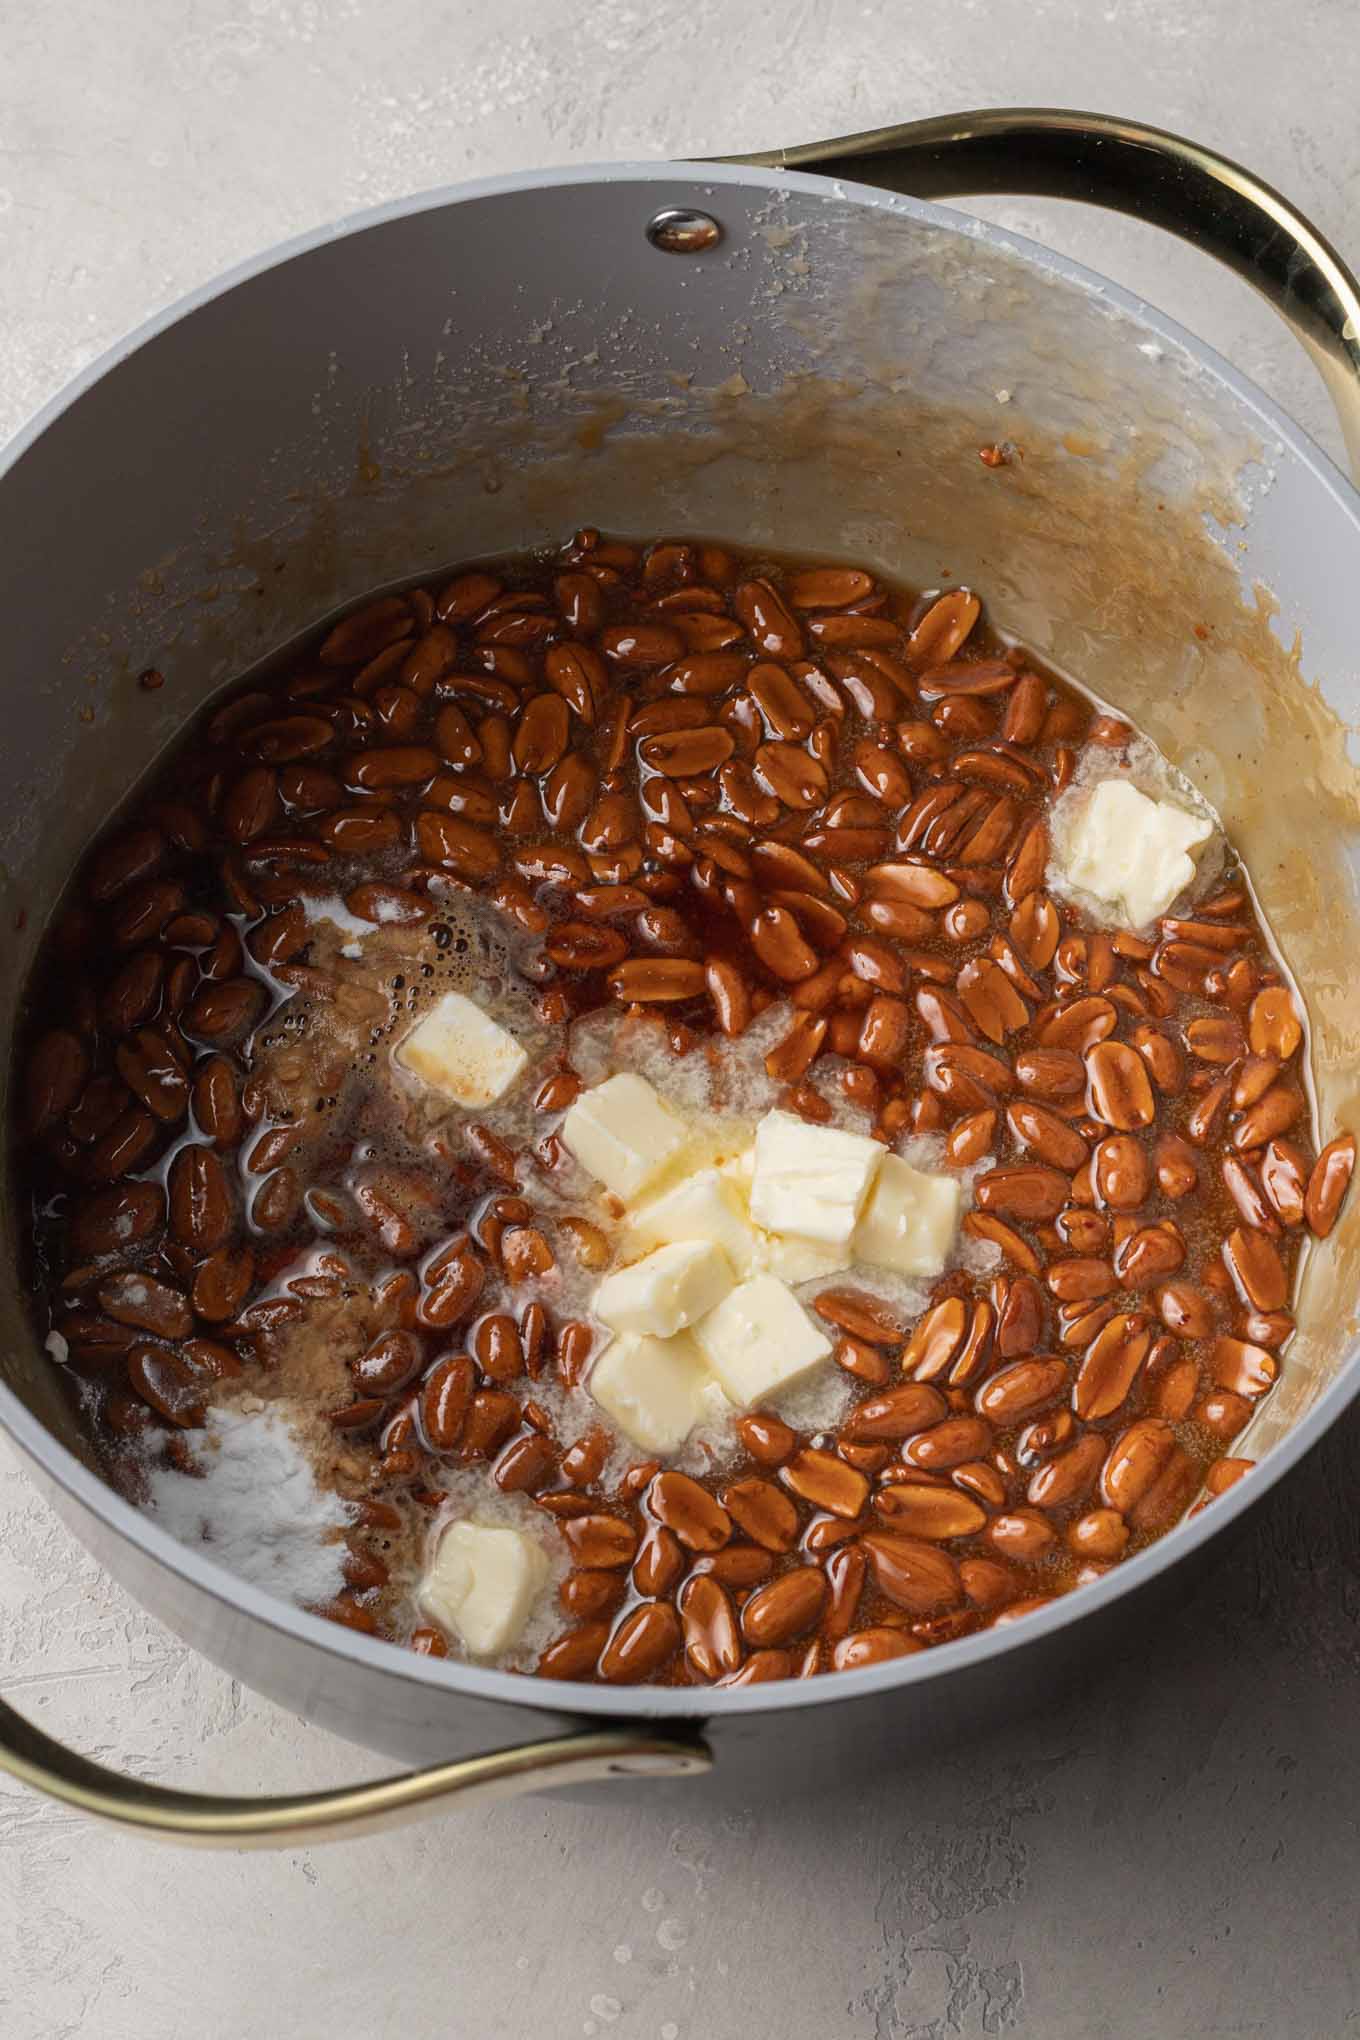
top-left (758, 1230), bottom-right (853, 1285)
top-left (748, 1110), bottom-right (884, 1247)
top-left (594, 1240), bottom-right (734, 1338)
top-left (854, 1155), bottom-right (961, 1277)
top-left (720, 1148), bottom-right (849, 1283)
top-left (560, 1073), bottom-right (688, 1201)
top-left (1062, 778), bottom-right (1213, 930)
top-left (589, 1329), bottom-right (711, 1454)
top-left (395, 993), bottom-right (527, 1108)
top-left (421, 1520), bottom-right (548, 1657)
top-left (625, 1167), bottom-right (761, 1276)
top-left (692, 1273), bottom-right (833, 1407)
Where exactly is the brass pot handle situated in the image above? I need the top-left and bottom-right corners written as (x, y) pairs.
top-left (719, 107), bottom-right (1360, 483)
top-left (0, 1690), bottom-right (710, 1846)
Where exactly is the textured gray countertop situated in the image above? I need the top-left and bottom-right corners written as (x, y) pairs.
top-left (3, 4), bottom-right (1359, 2036)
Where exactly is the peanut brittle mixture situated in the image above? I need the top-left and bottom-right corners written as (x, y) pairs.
top-left (15, 532), bottom-right (1355, 1687)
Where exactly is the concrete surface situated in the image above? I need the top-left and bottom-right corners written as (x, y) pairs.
top-left (3, 4), bottom-right (1359, 2036)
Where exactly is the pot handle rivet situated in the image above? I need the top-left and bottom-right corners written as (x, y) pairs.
top-left (646, 207), bottom-right (723, 253)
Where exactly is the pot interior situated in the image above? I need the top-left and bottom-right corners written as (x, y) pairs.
top-left (2, 165), bottom-right (1357, 1484)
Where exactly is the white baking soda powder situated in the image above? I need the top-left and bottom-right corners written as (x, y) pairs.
top-left (145, 1403), bottom-right (349, 1609)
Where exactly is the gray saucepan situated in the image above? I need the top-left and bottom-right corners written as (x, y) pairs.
top-left (1, 110), bottom-right (1358, 1842)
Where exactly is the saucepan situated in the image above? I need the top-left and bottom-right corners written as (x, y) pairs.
top-left (1, 109), bottom-right (1359, 1843)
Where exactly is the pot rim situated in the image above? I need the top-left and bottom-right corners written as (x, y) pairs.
top-left (3, 156), bottom-right (1358, 1723)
